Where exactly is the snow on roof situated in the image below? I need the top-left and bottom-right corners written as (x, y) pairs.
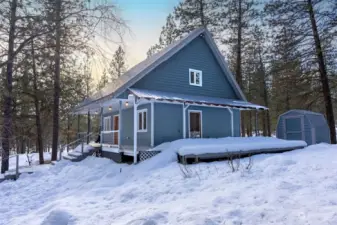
top-left (282, 109), bottom-right (323, 116)
top-left (129, 88), bottom-right (267, 110)
top-left (73, 27), bottom-right (246, 112)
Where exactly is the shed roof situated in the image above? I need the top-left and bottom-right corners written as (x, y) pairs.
top-left (280, 109), bottom-right (323, 116)
top-left (129, 88), bottom-right (267, 110)
top-left (73, 27), bottom-right (247, 112)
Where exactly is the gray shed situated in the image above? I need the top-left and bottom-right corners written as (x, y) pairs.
top-left (276, 110), bottom-right (330, 145)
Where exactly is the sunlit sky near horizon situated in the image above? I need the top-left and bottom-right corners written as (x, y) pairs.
top-left (91, 0), bottom-right (180, 81)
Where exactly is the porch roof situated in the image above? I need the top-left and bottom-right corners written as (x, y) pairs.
top-left (129, 88), bottom-right (267, 110)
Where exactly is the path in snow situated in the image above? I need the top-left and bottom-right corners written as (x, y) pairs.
top-left (1, 144), bottom-right (337, 225)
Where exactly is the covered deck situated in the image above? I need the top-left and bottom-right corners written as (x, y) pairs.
top-left (71, 88), bottom-right (268, 163)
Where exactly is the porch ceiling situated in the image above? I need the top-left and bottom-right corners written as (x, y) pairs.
top-left (129, 88), bottom-right (268, 110)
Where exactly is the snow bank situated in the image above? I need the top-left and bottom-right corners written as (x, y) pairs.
top-left (2, 143), bottom-right (337, 225)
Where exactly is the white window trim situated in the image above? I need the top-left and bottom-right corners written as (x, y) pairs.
top-left (137, 108), bottom-right (148, 132)
top-left (189, 68), bottom-right (202, 87)
top-left (103, 116), bottom-right (111, 131)
top-left (188, 110), bottom-right (203, 138)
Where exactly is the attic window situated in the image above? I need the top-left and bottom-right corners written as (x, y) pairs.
top-left (189, 69), bottom-right (202, 87)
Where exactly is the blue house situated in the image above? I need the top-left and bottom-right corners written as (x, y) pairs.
top-left (73, 28), bottom-right (267, 162)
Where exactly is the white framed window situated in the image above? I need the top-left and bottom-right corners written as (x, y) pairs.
top-left (137, 109), bottom-right (147, 132)
top-left (189, 68), bottom-right (202, 87)
top-left (103, 116), bottom-right (111, 131)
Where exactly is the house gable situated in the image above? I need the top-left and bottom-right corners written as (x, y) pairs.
top-left (131, 35), bottom-right (241, 99)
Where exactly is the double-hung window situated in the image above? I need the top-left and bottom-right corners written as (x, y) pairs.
top-left (189, 69), bottom-right (202, 86)
top-left (137, 109), bottom-right (147, 132)
top-left (103, 116), bottom-right (111, 131)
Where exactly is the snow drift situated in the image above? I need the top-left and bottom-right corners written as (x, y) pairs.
top-left (1, 143), bottom-right (337, 225)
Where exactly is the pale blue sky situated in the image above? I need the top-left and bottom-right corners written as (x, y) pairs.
top-left (115, 0), bottom-right (180, 66)
top-left (91, 0), bottom-right (179, 81)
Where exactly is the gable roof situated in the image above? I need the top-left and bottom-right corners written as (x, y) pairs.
top-left (75, 27), bottom-right (246, 111)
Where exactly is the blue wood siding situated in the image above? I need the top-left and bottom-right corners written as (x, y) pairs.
top-left (154, 103), bottom-right (183, 146)
top-left (102, 103), bottom-right (241, 147)
top-left (186, 106), bottom-right (240, 138)
top-left (131, 36), bottom-right (240, 99)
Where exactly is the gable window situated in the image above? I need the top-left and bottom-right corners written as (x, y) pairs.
top-left (189, 69), bottom-right (202, 87)
top-left (137, 109), bottom-right (147, 132)
top-left (103, 116), bottom-right (111, 131)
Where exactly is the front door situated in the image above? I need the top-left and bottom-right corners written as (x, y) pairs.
top-left (189, 111), bottom-right (202, 138)
top-left (113, 115), bottom-right (119, 145)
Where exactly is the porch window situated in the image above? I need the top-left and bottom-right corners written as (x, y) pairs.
top-left (137, 109), bottom-right (147, 132)
top-left (189, 68), bottom-right (202, 87)
top-left (103, 116), bottom-right (111, 131)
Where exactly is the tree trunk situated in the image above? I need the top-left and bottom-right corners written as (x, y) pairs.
top-left (51, 0), bottom-right (62, 161)
top-left (257, 47), bottom-right (271, 136)
top-left (199, 0), bottom-right (205, 26)
top-left (236, 0), bottom-right (245, 136)
top-left (307, 0), bottom-right (336, 144)
top-left (1, 0), bottom-right (17, 174)
top-left (31, 40), bottom-right (44, 164)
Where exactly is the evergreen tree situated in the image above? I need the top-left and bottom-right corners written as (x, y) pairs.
top-left (97, 69), bottom-right (109, 91)
top-left (109, 45), bottom-right (126, 82)
top-left (147, 13), bottom-right (179, 57)
top-left (174, 0), bottom-right (216, 37)
top-left (214, 0), bottom-right (259, 136)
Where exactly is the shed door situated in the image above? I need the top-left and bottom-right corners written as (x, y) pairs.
top-left (284, 117), bottom-right (304, 140)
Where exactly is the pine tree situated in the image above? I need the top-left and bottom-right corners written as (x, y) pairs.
top-left (109, 45), bottom-right (126, 82)
top-left (174, 0), bottom-right (216, 37)
top-left (97, 69), bottom-right (109, 91)
top-left (214, 0), bottom-right (259, 136)
top-left (147, 13), bottom-right (179, 57)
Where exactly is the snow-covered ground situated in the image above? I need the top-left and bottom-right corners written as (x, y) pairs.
top-left (0, 152), bottom-right (52, 179)
top-left (1, 143), bottom-right (337, 225)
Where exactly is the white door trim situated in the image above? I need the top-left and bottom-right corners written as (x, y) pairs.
top-left (188, 110), bottom-right (203, 138)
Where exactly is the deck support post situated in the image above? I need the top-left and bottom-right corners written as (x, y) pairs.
top-left (227, 108), bottom-right (234, 137)
top-left (133, 96), bottom-right (139, 164)
top-left (255, 110), bottom-right (259, 136)
top-left (87, 110), bottom-right (91, 144)
top-left (150, 101), bottom-right (154, 147)
top-left (118, 100), bottom-right (122, 149)
top-left (182, 103), bottom-right (190, 139)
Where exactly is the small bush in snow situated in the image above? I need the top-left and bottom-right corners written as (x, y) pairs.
top-left (179, 164), bottom-right (193, 179)
top-left (26, 151), bottom-right (34, 166)
top-left (227, 153), bottom-right (241, 173)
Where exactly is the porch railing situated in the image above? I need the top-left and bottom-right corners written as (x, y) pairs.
top-left (101, 130), bottom-right (119, 146)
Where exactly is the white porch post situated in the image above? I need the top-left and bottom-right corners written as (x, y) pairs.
top-left (151, 101), bottom-right (154, 147)
top-left (133, 97), bottom-right (138, 164)
top-left (227, 108), bottom-right (234, 137)
top-left (182, 104), bottom-right (189, 139)
top-left (100, 107), bottom-right (103, 144)
top-left (118, 100), bottom-right (122, 149)
top-left (255, 110), bottom-right (259, 136)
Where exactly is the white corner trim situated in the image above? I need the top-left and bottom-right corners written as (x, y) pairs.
top-left (227, 108), bottom-right (234, 137)
top-left (189, 68), bottom-right (202, 87)
top-left (188, 109), bottom-right (203, 138)
top-left (182, 104), bottom-right (190, 139)
top-left (151, 101), bottom-right (154, 147)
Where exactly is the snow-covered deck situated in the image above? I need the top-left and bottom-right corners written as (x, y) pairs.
top-left (149, 137), bottom-right (307, 163)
